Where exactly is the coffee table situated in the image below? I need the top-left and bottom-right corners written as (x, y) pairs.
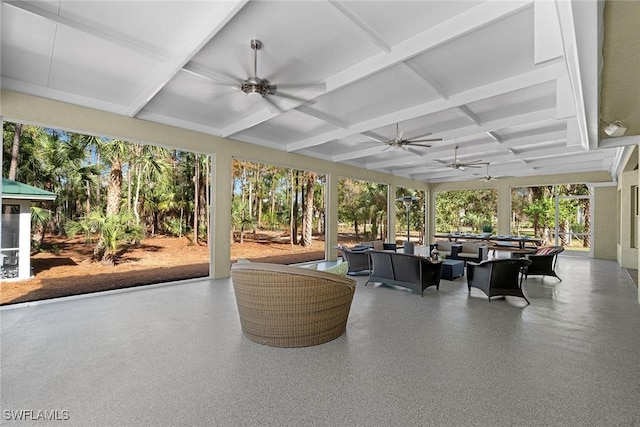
top-left (441, 259), bottom-right (464, 280)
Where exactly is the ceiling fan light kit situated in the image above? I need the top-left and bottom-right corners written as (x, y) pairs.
top-left (240, 39), bottom-right (273, 98)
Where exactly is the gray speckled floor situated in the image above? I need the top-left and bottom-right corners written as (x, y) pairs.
top-left (1, 255), bottom-right (639, 426)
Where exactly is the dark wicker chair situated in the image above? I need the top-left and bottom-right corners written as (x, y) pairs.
top-left (231, 263), bottom-right (356, 347)
top-left (338, 246), bottom-right (371, 276)
top-left (467, 258), bottom-right (532, 304)
top-left (523, 246), bottom-right (564, 282)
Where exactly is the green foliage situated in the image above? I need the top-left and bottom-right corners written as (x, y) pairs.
top-left (435, 189), bottom-right (497, 233)
top-left (66, 210), bottom-right (143, 264)
top-left (3, 122), bottom-right (211, 249)
top-left (163, 217), bottom-right (188, 237)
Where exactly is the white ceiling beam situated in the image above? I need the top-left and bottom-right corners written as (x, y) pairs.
top-left (534, 0), bottom-right (564, 64)
top-left (220, 0), bottom-right (533, 138)
top-left (287, 63), bottom-right (561, 153)
top-left (398, 152), bottom-right (521, 176)
top-left (333, 145), bottom-right (388, 162)
top-left (555, 0), bottom-right (590, 151)
top-left (329, 107), bottom-right (560, 163)
top-left (456, 105), bottom-right (482, 125)
top-left (328, 1), bottom-right (392, 52)
top-left (296, 106), bottom-right (350, 129)
top-left (402, 62), bottom-right (449, 99)
top-left (367, 155), bottom-right (425, 170)
top-left (5, 1), bottom-right (169, 61)
top-left (525, 151), bottom-right (607, 167)
top-left (127, 0), bottom-right (248, 117)
top-left (599, 135), bottom-right (640, 149)
top-left (2, 77), bottom-right (130, 116)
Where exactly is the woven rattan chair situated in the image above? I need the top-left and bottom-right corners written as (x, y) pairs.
top-left (231, 263), bottom-right (356, 347)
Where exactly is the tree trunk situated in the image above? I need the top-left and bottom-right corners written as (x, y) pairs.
top-left (301, 172), bottom-right (316, 247)
top-left (206, 157), bottom-right (211, 246)
top-left (193, 153), bottom-right (200, 245)
top-left (8, 123), bottom-right (21, 180)
top-left (106, 159), bottom-right (122, 217)
top-left (292, 171), bottom-right (299, 244)
top-left (582, 200), bottom-right (591, 247)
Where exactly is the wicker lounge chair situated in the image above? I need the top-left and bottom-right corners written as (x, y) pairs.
top-left (231, 263), bottom-right (356, 347)
top-left (467, 258), bottom-right (532, 304)
top-left (523, 246), bottom-right (564, 282)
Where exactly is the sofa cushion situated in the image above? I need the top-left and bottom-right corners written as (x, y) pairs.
top-left (324, 262), bottom-right (349, 276)
top-left (436, 240), bottom-right (456, 253)
top-left (461, 242), bottom-right (478, 253)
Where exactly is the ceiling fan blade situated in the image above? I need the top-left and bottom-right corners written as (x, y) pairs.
top-left (407, 143), bottom-right (431, 148)
top-left (182, 64), bottom-right (241, 86)
top-left (461, 163), bottom-right (484, 168)
top-left (261, 96), bottom-right (283, 113)
top-left (271, 91), bottom-right (313, 105)
top-left (467, 160), bottom-right (487, 165)
top-left (360, 132), bottom-right (387, 143)
top-left (408, 138), bottom-right (443, 143)
top-left (403, 147), bottom-right (425, 157)
top-left (272, 82), bottom-right (326, 92)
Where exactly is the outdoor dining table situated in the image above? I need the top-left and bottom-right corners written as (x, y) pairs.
top-left (432, 233), bottom-right (542, 249)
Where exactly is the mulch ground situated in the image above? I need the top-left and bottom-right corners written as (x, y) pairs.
top-left (0, 233), bottom-right (337, 306)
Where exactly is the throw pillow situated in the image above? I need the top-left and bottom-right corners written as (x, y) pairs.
top-left (323, 262), bottom-right (349, 276)
top-left (535, 247), bottom-right (555, 256)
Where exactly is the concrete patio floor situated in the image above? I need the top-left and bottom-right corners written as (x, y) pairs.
top-left (1, 254), bottom-right (639, 426)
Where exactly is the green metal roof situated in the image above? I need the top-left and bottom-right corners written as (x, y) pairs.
top-left (2, 178), bottom-right (57, 201)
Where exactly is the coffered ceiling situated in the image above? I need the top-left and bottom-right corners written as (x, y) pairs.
top-left (1, 1), bottom-right (633, 183)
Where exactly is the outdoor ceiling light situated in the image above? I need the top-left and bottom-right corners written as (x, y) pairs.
top-left (603, 120), bottom-right (627, 137)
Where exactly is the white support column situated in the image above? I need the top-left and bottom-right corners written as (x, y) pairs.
top-left (325, 173), bottom-right (339, 261)
top-left (210, 151), bottom-right (233, 279)
top-left (497, 183), bottom-right (512, 236)
top-left (423, 190), bottom-right (430, 245)
top-left (387, 184), bottom-right (396, 244)
top-left (18, 200), bottom-right (31, 279)
top-left (428, 189), bottom-right (438, 244)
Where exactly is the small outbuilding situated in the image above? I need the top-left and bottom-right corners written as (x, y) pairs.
top-left (1, 178), bottom-right (57, 280)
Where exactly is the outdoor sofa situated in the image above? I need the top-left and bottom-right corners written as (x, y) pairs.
top-left (231, 263), bottom-right (356, 347)
top-left (338, 240), bottom-right (396, 275)
top-left (431, 240), bottom-right (488, 264)
top-left (365, 250), bottom-right (442, 296)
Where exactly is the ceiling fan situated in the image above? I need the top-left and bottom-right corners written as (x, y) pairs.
top-left (435, 145), bottom-right (486, 170)
top-left (360, 123), bottom-right (442, 154)
top-left (200, 39), bottom-right (325, 112)
top-left (476, 163), bottom-right (512, 182)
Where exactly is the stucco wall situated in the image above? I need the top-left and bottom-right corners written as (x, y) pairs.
top-left (592, 185), bottom-right (618, 260)
top-left (618, 168), bottom-right (639, 269)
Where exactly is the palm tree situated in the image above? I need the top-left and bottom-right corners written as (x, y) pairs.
top-left (101, 139), bottom-right (131, 217)
top-left (66, 209), bottom-right (143, 265)
top-left (301, 171), bottom-right (317, 247)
